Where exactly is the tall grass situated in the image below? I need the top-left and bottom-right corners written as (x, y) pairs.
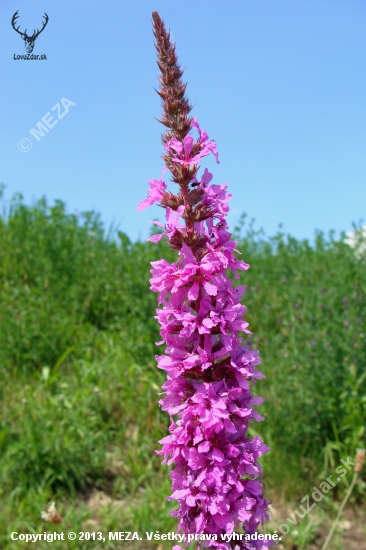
top-left (0, 196), bottom-right (364, 547)
top-left (233, 216), bottom-right (366, 492)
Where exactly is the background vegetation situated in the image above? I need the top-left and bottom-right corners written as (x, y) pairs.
top-left (0, 194), bottom-right (365, 549)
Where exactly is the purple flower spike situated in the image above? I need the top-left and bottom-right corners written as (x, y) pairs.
top-left (137, 11), bottom-right (272, 550)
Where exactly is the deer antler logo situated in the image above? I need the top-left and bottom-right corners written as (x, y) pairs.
top-left (11, 11), bottom-right (49, 53)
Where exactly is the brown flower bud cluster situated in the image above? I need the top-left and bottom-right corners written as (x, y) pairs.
top-left (152, 12), bottom-right (216, 256)
top-left (152, 11), bottom-right (192, 144)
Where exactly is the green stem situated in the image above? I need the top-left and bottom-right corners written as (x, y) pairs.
top-left (320, 472), bottom-right (358, 550)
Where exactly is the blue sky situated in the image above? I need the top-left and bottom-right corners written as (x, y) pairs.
top-left (1, 0), bottom-right (365, 242)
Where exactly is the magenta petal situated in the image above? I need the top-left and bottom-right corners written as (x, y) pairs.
top-left (203, 281), bottom-right (217, 296)
top-left (186, 495), bottom-right (197, 507)
top-left (148, 233), bottom-right (164, 243)
top-left (137, 198), bottom-right (153, 211)
top-left (198, 440), bottom-right (210, 453)
top-left (250, 396), bottom-right (265, 406)
top-left (201, 168), bottom-right (213, 185)
top-left (195, 512), bottom-right (207, 532)
top-left (188, 281), bottom-right (199, 300)
top-left (183, 134), bottom-right (194, 157)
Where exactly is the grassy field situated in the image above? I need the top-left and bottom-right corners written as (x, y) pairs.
top-left (0, 194), bottom-right (365, 549)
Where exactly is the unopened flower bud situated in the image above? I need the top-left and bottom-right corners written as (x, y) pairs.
top-left (355, 449), bottom-right (365, 473)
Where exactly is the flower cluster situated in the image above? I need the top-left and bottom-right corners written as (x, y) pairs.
top-left (137, 12), bottom-right (272, 550)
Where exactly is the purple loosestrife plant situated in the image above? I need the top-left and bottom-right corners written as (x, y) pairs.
top-left (138, 12), bottom-right (272, 550)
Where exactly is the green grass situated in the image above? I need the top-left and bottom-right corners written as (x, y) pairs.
top-left (0, 340), bottom-right (175, 549)
top-left (0, 195), bottom-right (365, 548)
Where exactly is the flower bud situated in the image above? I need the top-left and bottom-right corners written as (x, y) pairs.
top-left (355, 449), bottom-right (365, 473)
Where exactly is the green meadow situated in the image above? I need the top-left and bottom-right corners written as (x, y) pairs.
top-left (0, 194), bottom-right (365, 549)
